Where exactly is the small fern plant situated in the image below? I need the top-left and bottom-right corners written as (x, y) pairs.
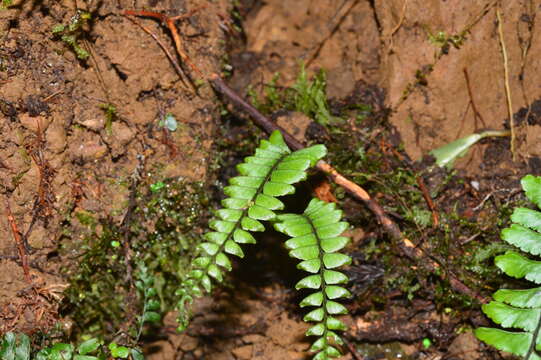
top-left (475, 175), bottom-right (541, 360)
top-left (176, 130), bottom-right (352, 359)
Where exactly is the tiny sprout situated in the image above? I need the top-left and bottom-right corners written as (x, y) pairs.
top-left (163, 113), bottom-right (178, 131)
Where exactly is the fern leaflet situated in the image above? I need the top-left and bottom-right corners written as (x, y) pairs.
top-left (475, 175), bottom-right (541, 360)
top-left (275, 198), bottom-right (351, 359)
top-left (176, 130), bottom-right (326, 330)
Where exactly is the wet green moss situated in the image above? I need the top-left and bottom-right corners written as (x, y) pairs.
top-left (61, 176), bottom-right (210, 340)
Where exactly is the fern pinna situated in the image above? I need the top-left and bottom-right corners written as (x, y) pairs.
top-left (275, 198), bottom-right (351, 359)
top-left (176, 130), bottom-right (326, 329)
top-left (475, 175), bottom-right (541, 360)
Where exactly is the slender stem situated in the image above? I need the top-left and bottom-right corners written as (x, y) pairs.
top-left (525, 311), bottom-right (541, 360)
top-left (496, 8), bottom-right (516, 160)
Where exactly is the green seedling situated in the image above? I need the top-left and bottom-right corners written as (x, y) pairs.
top-left (430, 130), bottom-right (510, 168)
top-left (52, 11), bottom-right (91, 60)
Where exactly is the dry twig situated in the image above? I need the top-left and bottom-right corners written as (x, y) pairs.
top-left (208, 73), bottom-right (486, 303)
top-left (5, 200), bottom-right (32, 284)
top-left (496, 8), bottom-right (516, 160)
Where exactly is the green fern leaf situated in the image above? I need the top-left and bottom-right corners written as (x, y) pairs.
top-left (482, 301), bottom-right (541, 331)
top-left (275, 198), bottom-right (351, 359)
top-left (474, 328), bottom-right (541, 359)
top-left (494, 287), bottom-right (541, 308)
top-left (176, 130), bottom-right (326, 330)
top-left (495, 251), bottom-right (541, 284)
top-left (523, 175), bottom-right (541, 208)
top-left (476, 175), bottom-right (541, 360)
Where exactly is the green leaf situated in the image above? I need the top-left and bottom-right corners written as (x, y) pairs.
top-left (215, 253), bottom-right (232, 271)
top-left (326, 301), bottom-right (348, 315)
top-left (209, 220), bottom-right (235, 233)
top-left (316, 222), bottom-right (348, 239)
top-left (143, 311), bottom-right (161, 323)
top-left (512, 207), bottom-right (541, 233)
top-left (248, 205), bottom-right (275, 220)
top-left (298, 259), bottom-right (322, 273)
top-left (108, 343), bottom-right (130, 358)
top-left (193, 256), bottom-right (211, 268)
top-left (501, 224), bottom-right (541, 256)
top-left (325, 286), bottom-right (351, 300)
top-left (306, 323), bottom-right (326, 336)
top-left (323, 270), bottom-right (348, 284)
top-left (494, 287), bottom-right (541, 308)
top-left (146, 299), bottom-right (160, 311)
top-left (271, 169), bottom-right (306, 184)
top-left (77, 338), bottom-right (100, 355)
top-left (482, 301), bottom-right (540, 331)
top-left (217, 208), bottom-right (243, 222)
top-left (240, 217), bottom-right (265, 232)
top-left (300, 292), bottom-right (324, 307)
top-left (320, 237), bottom-right (349, 253)
top-left (200, 242), bottom-right (220, 256)
top-left (130, 348), bottom-right (144, 360)
top-left (284, 234), bottom-right (317, 249)
top-left (290, 245), bottom-right (319, 260)
top-left (207, 264), bottom-right (223, 282)
top-left (223, 185), bottom-right (258, 200)
top-left (304, 308), bottom-right (325, 322)
top-left (201, 275), bottom-right (212, 292)
top-left (475, 328), bottom-right (538, 358)
top-left (130, 349), bottom-right (144, 360)
top-left (495, 251), bottom-right (541, 283)
top-left (233, 228), bottom-right (257, 244)
top-left (74, 355), bottom-right (98, 360)
top-left (255, 193), bottom-right (284, 210)
top-left (222, 198), bottom-right (250, 209)
top-left (204, 232), bottom-right (228, 244)
top-left (310, 337), bottom-right (327, 351)
top-left (523, 175), bottom-right (541, 208)
top-left (263, 181), bottom-right (295, 196)
top-left (430, 133), bottom-right (483, 168)
top-left (326, 317), bottom-right (347, 331)
top-left (229, 176), bottom-right (264, 188)
top-left (322, 253), bottom-right (351, 269)
top-left (296, 274), bottom-right (322, 289)
top-left (224, 240), bottom-right (244, 258)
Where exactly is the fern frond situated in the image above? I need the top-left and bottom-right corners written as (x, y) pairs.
top-left (176, 131), bottom-right (326, 330)
top-left (475, 175), bottom-right (541, 360)
top-left (275, 198), bottom-right (351, 359)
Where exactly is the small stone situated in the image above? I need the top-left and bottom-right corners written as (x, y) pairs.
top-left (448, 332), bottom-right (480, 360)
top-left (231, 345), bottom-right (253, 360)
top-left (19, 113), bottom-right (50, 133)
top-left (241, 334), bottom-right (265, 344)
top-left (74, 140), bottom-right (108, 161)
top-left (178, 335), bottom-right (198, 352)
top-left (77, 117), bottom-right (105, 131)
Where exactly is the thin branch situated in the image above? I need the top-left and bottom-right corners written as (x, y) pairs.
top-left (208, 73), bottom-right (487, 303)
top-left (124, 15), bottom-right (192, 92)
top-left (5, 200), bottom-right (32, 284)
top-left (496, 8), bottom-right (516, 160)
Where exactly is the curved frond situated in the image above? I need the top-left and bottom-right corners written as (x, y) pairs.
top-left (477, 175), bottom-right (541, 360)
top-left (274, 198), bottom-right (351, 359)
top-left (176, 131), bottom-right (326, 330)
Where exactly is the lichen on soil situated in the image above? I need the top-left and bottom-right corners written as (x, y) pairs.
top-left (1, 0), bottom-right (541, 359)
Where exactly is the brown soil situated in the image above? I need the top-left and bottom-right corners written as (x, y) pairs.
top-left (1, 0), bottom-right (540, 359)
